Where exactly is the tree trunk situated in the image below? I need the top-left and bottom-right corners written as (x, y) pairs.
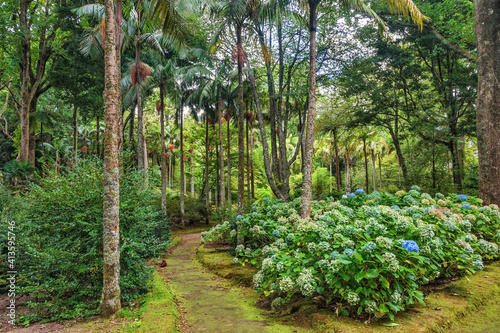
top-left (345, 151), bottom-right (351, 194)
top-left (101, 0), bottom-right (121, 317)
top-left (378, 153), bottom-right (383, 189)
top-left (115, 0), bottom-right (123, 156)
top-left (168, 149), bottom-right (172, 189)
top-left (205, 113), bottom-right (210, 217)
top-left (249, 67), bottom-right (285, 200)
top-left (449, 140), bottom-right (463, 192)
top-left (236, 25), bottom-right (245, 216)
top-left (128, 102), bottom-right (135, 148)
top-left (301, 1), bottom-right (318, 218)
top-left (215, 142), bottom-right (219, 208)
top-left (135, 43), bottom-right (146, 171)
top-left (160, 85), bottom-right (167, 214)
top-left (246, 116), bottom-right (250, 201)
top-left (19, 0), bottom-right (31, 163)
top-left (180, 99), bottom-right (185, 228)
top-left (218, 85), bottom-right (225, 207)
top-left (334, 131), bottom-right (340, 192)
top-left (190, 157), bottom-right (194, 196)
top-left (363, 137), bottom-right (369, 193)
top-left (474, 0), bottom-right (500, 205)
top-left (371, 150), bottom-right (377, 191)
top-left (251, 130), bottom-right (255, 198)
top-left (226, 111), bottom-right (232, 208)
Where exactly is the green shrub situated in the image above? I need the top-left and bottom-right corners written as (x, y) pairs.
top-left (0, 158), bottom-right (171, 322)
top-left (165, 195), bottom-right (207, 225)
top-left (203, 188), bottom-right (500, 320)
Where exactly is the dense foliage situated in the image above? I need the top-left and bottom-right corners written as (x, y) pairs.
top-left (202, 187), bottom-right (500, 319)
top-left (0, 159), bottom-right (171, 322)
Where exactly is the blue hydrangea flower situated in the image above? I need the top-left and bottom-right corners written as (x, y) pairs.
top-left (330, 250), bottom-right (340, 259)
top-left (391, 205), bottom-right (400, 210)
top-left (343, 249), bottom-right (354, 257)
top-left (236, 215), bottom-right (243, 221)
top-left (348, 193), bottom-right (356, 198)
top-left (457, 194), bottom-right (468, 201)
top-left (411, 185), bottom-right (421, 192)
top-left (271, 283), bottom-right (277, 290)
top-left (263, 197), bottom-right (271, 203)
top-left (355, 189), bottom-right (365, 194)
top-left (462, 203), bottom-right (471, 209)
top-left (402, 240), bottom-right (420, 253)
top-left (272, 230), bottom-right (280, 237)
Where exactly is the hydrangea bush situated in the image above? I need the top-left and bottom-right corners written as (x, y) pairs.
top-left (202, 188), bottom-right (500, 319)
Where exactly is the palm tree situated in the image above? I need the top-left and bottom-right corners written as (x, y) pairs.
top-left (101, 0), bottom-right (121, 318)
top-left (300, 0), bottom-right (427, 217)
top-left (210, 0), bottom-right (252, 215)
top-left (123, 0), bottom-right (166, 171)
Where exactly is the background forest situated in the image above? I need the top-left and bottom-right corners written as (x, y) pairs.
top-left (0, 0), bottom-right (496, 326)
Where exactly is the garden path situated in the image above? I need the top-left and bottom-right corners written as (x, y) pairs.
top-left (164, 233), bottom-right (297, 333)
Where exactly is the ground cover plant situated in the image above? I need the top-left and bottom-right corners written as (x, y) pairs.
top-left (201, 186), bottom-right (500, 320)
top-left (0, 158), bottom-right (171, 323)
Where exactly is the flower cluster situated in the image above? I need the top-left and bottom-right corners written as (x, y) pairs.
top-left (346, 292), bottom-right (360, 305)
top-left (383, 252), bottom-right (399, 272)
top-left (402, 240), bottom-right (419, 253)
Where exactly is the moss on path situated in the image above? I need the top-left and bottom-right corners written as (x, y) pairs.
top-left (163, 233), bottom-right (301, 333)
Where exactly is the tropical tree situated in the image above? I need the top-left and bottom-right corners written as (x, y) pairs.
top-left (101, 0), bottom-right (121, 318)
top-left (300, 0), bottom-right (427, 217)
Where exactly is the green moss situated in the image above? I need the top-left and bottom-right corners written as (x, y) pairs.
top-left (166, 236), bottom-right (302, 332)
top-left (122, 271), bottom-right (180, 332)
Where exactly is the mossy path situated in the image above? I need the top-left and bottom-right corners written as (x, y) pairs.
top-left (164, 233), bottom-right (299, 333)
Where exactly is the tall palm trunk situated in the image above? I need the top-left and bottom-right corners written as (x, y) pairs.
top-left (363, 137), bottom-right (369, 193)
top-left (334, 131), bottom-right (340, 191)
top-left (136, 42), bottom-right (146, 171)
top-left (250, 129), bottom-right (255, 199)
top-left (218, 85), bottom-right (225, 207)
top-left (246, 116), bottom-right (250, 201)
top-left (215, 142), bottom-right (219, 208)
top-left (371, 150), bottom-right (377, 191)
top-left (205, 114), bottom-right (210, 218)
top-left (236, 25), bottom-right (245, 216)
top-left (226, 111), bottom-right (232, 208)
top-left (101, 0), bottom-right (120, 317)
top-left (160, 84), bottom-right (167, 214)
top-left (345, 151), bottom-right (351, 194)
top-left (168, 148), bottom-right (172, 188)
top-left (128, 101), bottom-right (135, 148)
top-left (190, 156), bottom-right (194, 196)
top-left (179, 99), bottom-right (185, 228)
top-left (301, 1), bottom-right (319, 218)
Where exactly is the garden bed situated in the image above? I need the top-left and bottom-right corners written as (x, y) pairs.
top-left (201, 187), bottom-right (500, 323)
